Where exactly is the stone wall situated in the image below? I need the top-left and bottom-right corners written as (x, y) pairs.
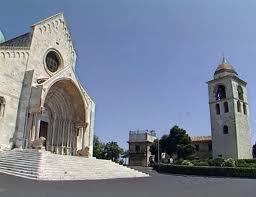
top-left (208, 75), bottom-right (252, 159)
top-left (0, 49), bottom-right (29, 148)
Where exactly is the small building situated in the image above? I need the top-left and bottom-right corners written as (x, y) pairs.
top-left (191, 136), bottom-right (212, 159)
top-left (128, 130), bottom-right (157, 166)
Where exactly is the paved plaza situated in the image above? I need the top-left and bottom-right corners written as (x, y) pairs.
top-left (0, 170), bottom-right (255, 197)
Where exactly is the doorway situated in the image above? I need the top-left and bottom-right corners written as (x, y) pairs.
top-left (39, 121), bottom-right (48, 147)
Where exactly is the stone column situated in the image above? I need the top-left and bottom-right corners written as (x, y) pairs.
top-left (66, 121), bottom-right (71, 155)
top-left (51, 118), bottom-right (56, 153)
top-left (82, 123), bottom-right (89, 150)
top-left (56, 119), bottom-right (60, 154)
top-left (25, 113), bottom-right (33, 148)
top-left (31, 113), bottom-right (36, 141)
top-left (35, 113), bottom-right (41, 139)
top-left (81, 126), bottom-right (85, 149)
top-left (61, 120), bottom-right (65, 155)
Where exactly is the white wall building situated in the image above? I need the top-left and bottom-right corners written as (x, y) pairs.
top-left (0, 13), bottom-right (95, 157)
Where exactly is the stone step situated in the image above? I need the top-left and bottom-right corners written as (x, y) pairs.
top-left (0, 161), bottom-right (40, 169)
top-left (0, 169), bottom-right (38, 179)
top-left (0, 157), bottom-right (41, 164)
top-left (0, 149), bottom-right (149, 180)
top-left (0, 166), bottom-right (38, 175)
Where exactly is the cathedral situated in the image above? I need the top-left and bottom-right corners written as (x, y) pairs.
top-left (207, 58), bottom-right (252, 159)
top-left (0, 13), bottom-right (95, 156)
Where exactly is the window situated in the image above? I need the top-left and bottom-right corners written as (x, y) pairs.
top-left (135, 145), bottom-right (140, 152)
top-left (208, 144), bottom-right (212, 152)
top-left (223, 102), bottom-right (229, 113)
top-left (237, 101), bottom-right (241, 112)
top-left (0, 96), bottom-right (6, 117)
top-left (195, 144), bottom-right (199, 151)
top-left (215, 85), bottom-right (226, 100)
top-left (46, 51), bottom-right (60, 73)
top-left (223, 125), bottom-right (228, 134)
top-left (243, 103), bottom-right (247, 115)
top-left (216, 104), bottom-right (220, 115)
top-left (237, 86), bottom-right (244, 101)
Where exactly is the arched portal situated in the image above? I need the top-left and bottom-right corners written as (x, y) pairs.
top-left (40, 79), bottom-right (87, 155)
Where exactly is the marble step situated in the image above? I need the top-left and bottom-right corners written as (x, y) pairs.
top-left (0, 168), bottom-right (38, 179)
top-left (0, 161), bottom-right (40, 169)
top-left (0, 166), bottom-right (38, 175)
top-left (0, 150), bottom-right (149, 180)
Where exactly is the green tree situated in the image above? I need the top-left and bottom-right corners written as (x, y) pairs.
top-left (165, 125), bottom-right (194, 159)
top-left (103, 141), bottom-right (124, 162)
top-left (93, 135), bottom-right (105, 159)
top-left (150, 135), bottom-right (168, 162)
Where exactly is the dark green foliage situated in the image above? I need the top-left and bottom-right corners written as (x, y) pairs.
top-left (154, 164), bottom-right (256, 178)
top-left (150, 135), bottom-right (169, 163)
top-left (165, 126), bottom-right (194, 159)
top-left (103, 141), bottom-right (124, 162)
top-left (93, 136), bottom-right (123, 162)
top-left (235, 159), bottom-right (256, 168)
top-left (150, 125), bottom-right (195, 160)
top-left (93, 135), bottom-right (105, 159)
top-left (222, 158), bottom-right (236, 167)
top-left (208, 157), bottom-right (225, 166)
top-left (173, 159), bottom-right (184, 165)
top-left (191, 160), bottom-right (209, 166)
top-left (177, 144), bottom-right (195, 159)
top-left (181, 160), bottom-right (193, 166)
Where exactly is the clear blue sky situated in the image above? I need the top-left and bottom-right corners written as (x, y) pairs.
top-left (1, 0), bottom-right (256, 149)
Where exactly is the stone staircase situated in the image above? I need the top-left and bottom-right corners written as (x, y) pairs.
top-left (0, 149), bottom-right (149, 180)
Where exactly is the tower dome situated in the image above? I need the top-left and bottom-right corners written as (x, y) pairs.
top-left (0, 30), bottom-right (5, 44)
top-left (214, 57), bottom-right (238, 78)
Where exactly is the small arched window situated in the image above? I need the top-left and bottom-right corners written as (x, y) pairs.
top-left (216, 104), bottom-right (220, 115)
top-left (215, 85), bottom-right (226, 101)
top-left (237, 86), bottom-right (244, 101)
top-left (0, 96), bottom-right (6, 117)
top-left (243, 103), bottom-right (247, 115)
top-left (223, 125), bottom-right (228, 134)
top-left (224, 102), bottom-right (229, 113)
top-left (237, 101), bottom-right (241, 112)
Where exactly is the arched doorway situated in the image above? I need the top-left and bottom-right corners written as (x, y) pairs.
top-left (37, 79), bottom-right (87, 155)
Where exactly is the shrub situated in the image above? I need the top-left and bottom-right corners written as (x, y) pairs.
top-left (208, 157), bottom-right (225, 166)
top-left (235, 160), bottom-right (250, 168)
top-left (222, 158), bottom-right (236, 167)
top-left (173, 159), bottom-right (184, 165)
top-left (235, 159), bottom-right (256, 168)
top-left (155, 164), bottom-right (256, 178)
top-left (181, 160), bottom-right (193, 166)
top-left (192, 160), bottom-right (209, 166)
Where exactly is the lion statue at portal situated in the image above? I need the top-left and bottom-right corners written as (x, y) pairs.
top-left (28, 137), bottom-right (46, 149)
top-left (77, 146), bottom-right (90, 157)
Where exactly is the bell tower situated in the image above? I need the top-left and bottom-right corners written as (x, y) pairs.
top-left (207, 57), bottom-right (252, 159)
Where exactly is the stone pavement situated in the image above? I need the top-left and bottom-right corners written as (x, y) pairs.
top-left (0, 171), bottom-right (255, 197)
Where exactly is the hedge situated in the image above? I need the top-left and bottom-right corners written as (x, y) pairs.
top-left (154, 164), bottom-right (256, 178)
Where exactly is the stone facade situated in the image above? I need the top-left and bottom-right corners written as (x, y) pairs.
top-left (191, 136), bottom-right (212, 159)
top-left (0, 13), bottom-right (95, 157)
top-left (128, 130), bottom-right (157, 166)
top-left (207, 58), bottom-right (252, 159)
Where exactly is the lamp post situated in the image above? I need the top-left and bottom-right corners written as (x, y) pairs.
top-left (157, 138), bottom-right (160, 165)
